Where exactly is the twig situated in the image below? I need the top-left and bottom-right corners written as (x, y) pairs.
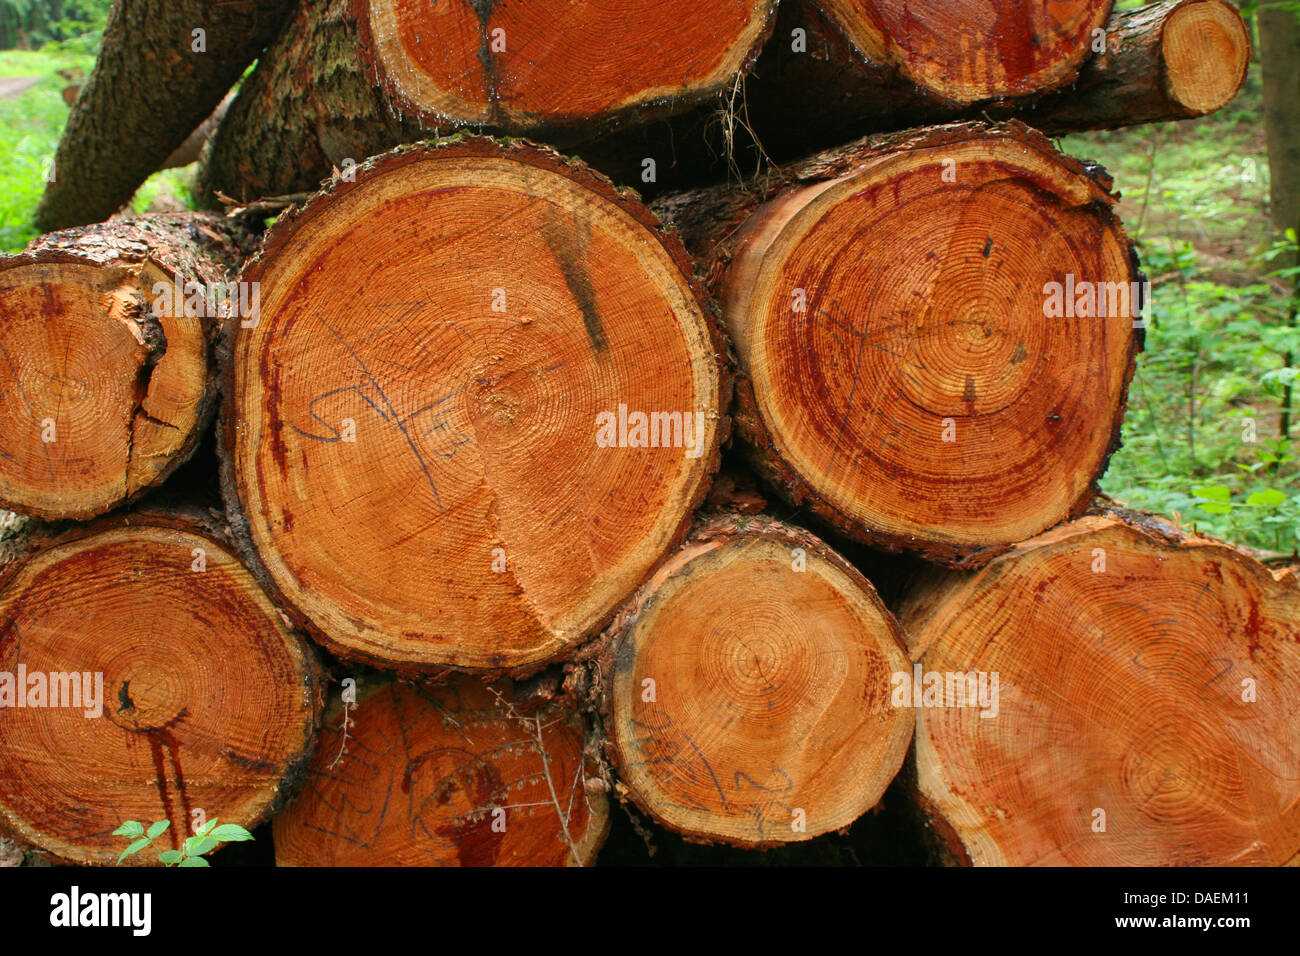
top-left (327, 699), bottom-right (353, 771)
top-left (486, 686), bottom-right (586, 866)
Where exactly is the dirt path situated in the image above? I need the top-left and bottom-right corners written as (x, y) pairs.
top-left (0, 76), bottom-right (41, 99)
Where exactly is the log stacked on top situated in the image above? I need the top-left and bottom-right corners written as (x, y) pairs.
top-left (1, 0), bottom-right (1291, 868)
top-left (654, 120), bottom-right (1142, 566)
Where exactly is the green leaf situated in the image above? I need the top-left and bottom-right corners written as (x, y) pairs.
top-left (1192, 485), bottom-right (1231, 502)
top-left (116, 837), bottom-right (151, 865)
top-left (146, 819), bottom-right (170, 840)
top-left (194, 817), bottom-right (219, 838)
top-left (178, 856), bottom-right (210, 867)
top-left (184, 836), bottom-right (218, 857)
top-left (1246, 489), bottom-right (1287, 507)
top-left (208, 824), bottom-right (254, 843)
top-left (1196, 502), bottom-right (1234, 515)
top-left (112, 821), bottom-right (145, 839)
top-left (158, 849), bottom-right (183, 866)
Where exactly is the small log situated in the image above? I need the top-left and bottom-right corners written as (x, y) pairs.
top-left (0, 508), bottom-right (322, 866)
top-left (897, 511), bottom-right (1300, 866)
top-left (654, 121), bottom-right (1143, 567)
top-left (0, 213), bottom-right (255, 521)
top-left (221, 138), bottom-right (727, 674)
top-left (606, 513), bottom-right (913, 847)
top-left (273, 676), bottom-right (608, 865)
top-left (1027, 0), bottom-right (1252, 134)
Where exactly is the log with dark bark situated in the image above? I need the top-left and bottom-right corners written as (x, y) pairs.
top-left (273, 676), bottom-right (608, 865)
top-left (220, 138), bottom-right (727, 674)
top-left (653, 121), bottom-right (1143, 567)
top-left (0, 508), bottom-right (322, 866)
top-left (897, 511), bottom-right (1300, 866)
top-left (161, 92), bottom-right (236, 171)
top-left (198, 0), bottom-right (778, 202)
top-left (35, 0), bottom-right (295, 231)
top-left (605, 513), bottom-right (912, 847)
top-left (0, 212), bottom-right (256, 521)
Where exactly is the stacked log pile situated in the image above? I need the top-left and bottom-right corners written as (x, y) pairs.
top-left (3, 0), bottom-right (1295, 868)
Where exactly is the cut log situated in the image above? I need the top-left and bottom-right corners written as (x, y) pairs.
top-left (0, 509), bottom-right (322, 866)
top-left (811, 0), bottom-right (1115, 104)
top-left (273, 676), bottom-right (608, 865)
top-left (653, 121), bottom-right (1142, 567)
top-left (606, 513), bottom-right (912, 847)
top-left (221, 138), bottom-right (727, 674)
top-left (1026, 0), bottom-right (1251, 134)
top-left (0, 213), bottom-right (255, 521)
top-left (897, 511), bottom-right (1300, 866)
top-left (198, 0), bottom-right (777, 202)
top-left (35, 0), bottom-right (295, 230)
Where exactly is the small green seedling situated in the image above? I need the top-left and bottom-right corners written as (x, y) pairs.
top-left (113, 817), bottom-right (253, 867)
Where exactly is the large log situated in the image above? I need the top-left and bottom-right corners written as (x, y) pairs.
top-left (0, 508), bottom-right (322, 866)
top-left (35, 0), bottom-right (295, 230)
top-left (605, 513), bottom-right (912, 847)
top-left (220, 138), bottom-right (727, 674)
top-left (653, 121), bottom-right (1143, 567)
top-left (0, 212), bottom-right (256, 521)
top-left (198, 0), bottom-right (777, 202)
top-left (273, 676), bottom-right (608, 865)
top-left (897, 512), bottom-right (1300, 866)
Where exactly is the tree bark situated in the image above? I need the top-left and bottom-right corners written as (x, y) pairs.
top-left (0, 211), bottom-right (257, 521)
top-left (0, 507), bottom-right (323, 866)
top-left (653, 121), bottom-right (1144, 568)
top-left (161, 91), bottom-right (235, 170)
top-left (273, 675), bottom-right (608, 865)
top-left (1260, 0), bottom-right (1300, 230)
top-left (897, 510), bottom-right (1300, 866)
top-left (603, 512), bottom-right (913, 848)
top-left (219, 138), bottom-right (728, 675)
top-left (198, 0), bottom-right (778, 202)
top-left (35, 0), bottom-right (295, 231)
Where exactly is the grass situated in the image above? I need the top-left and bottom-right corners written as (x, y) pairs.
top-left (0, 47), bottom-right (194, 252)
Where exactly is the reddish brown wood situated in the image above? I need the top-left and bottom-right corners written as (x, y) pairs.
top-left (273, 676), bottom-right (608, 865)
top-left (221, 138), bottom-right (728, 673)
top-left (898, 512), bottom-right (1300, 866)
top-left (0, 509), bottom-right (322, 866)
